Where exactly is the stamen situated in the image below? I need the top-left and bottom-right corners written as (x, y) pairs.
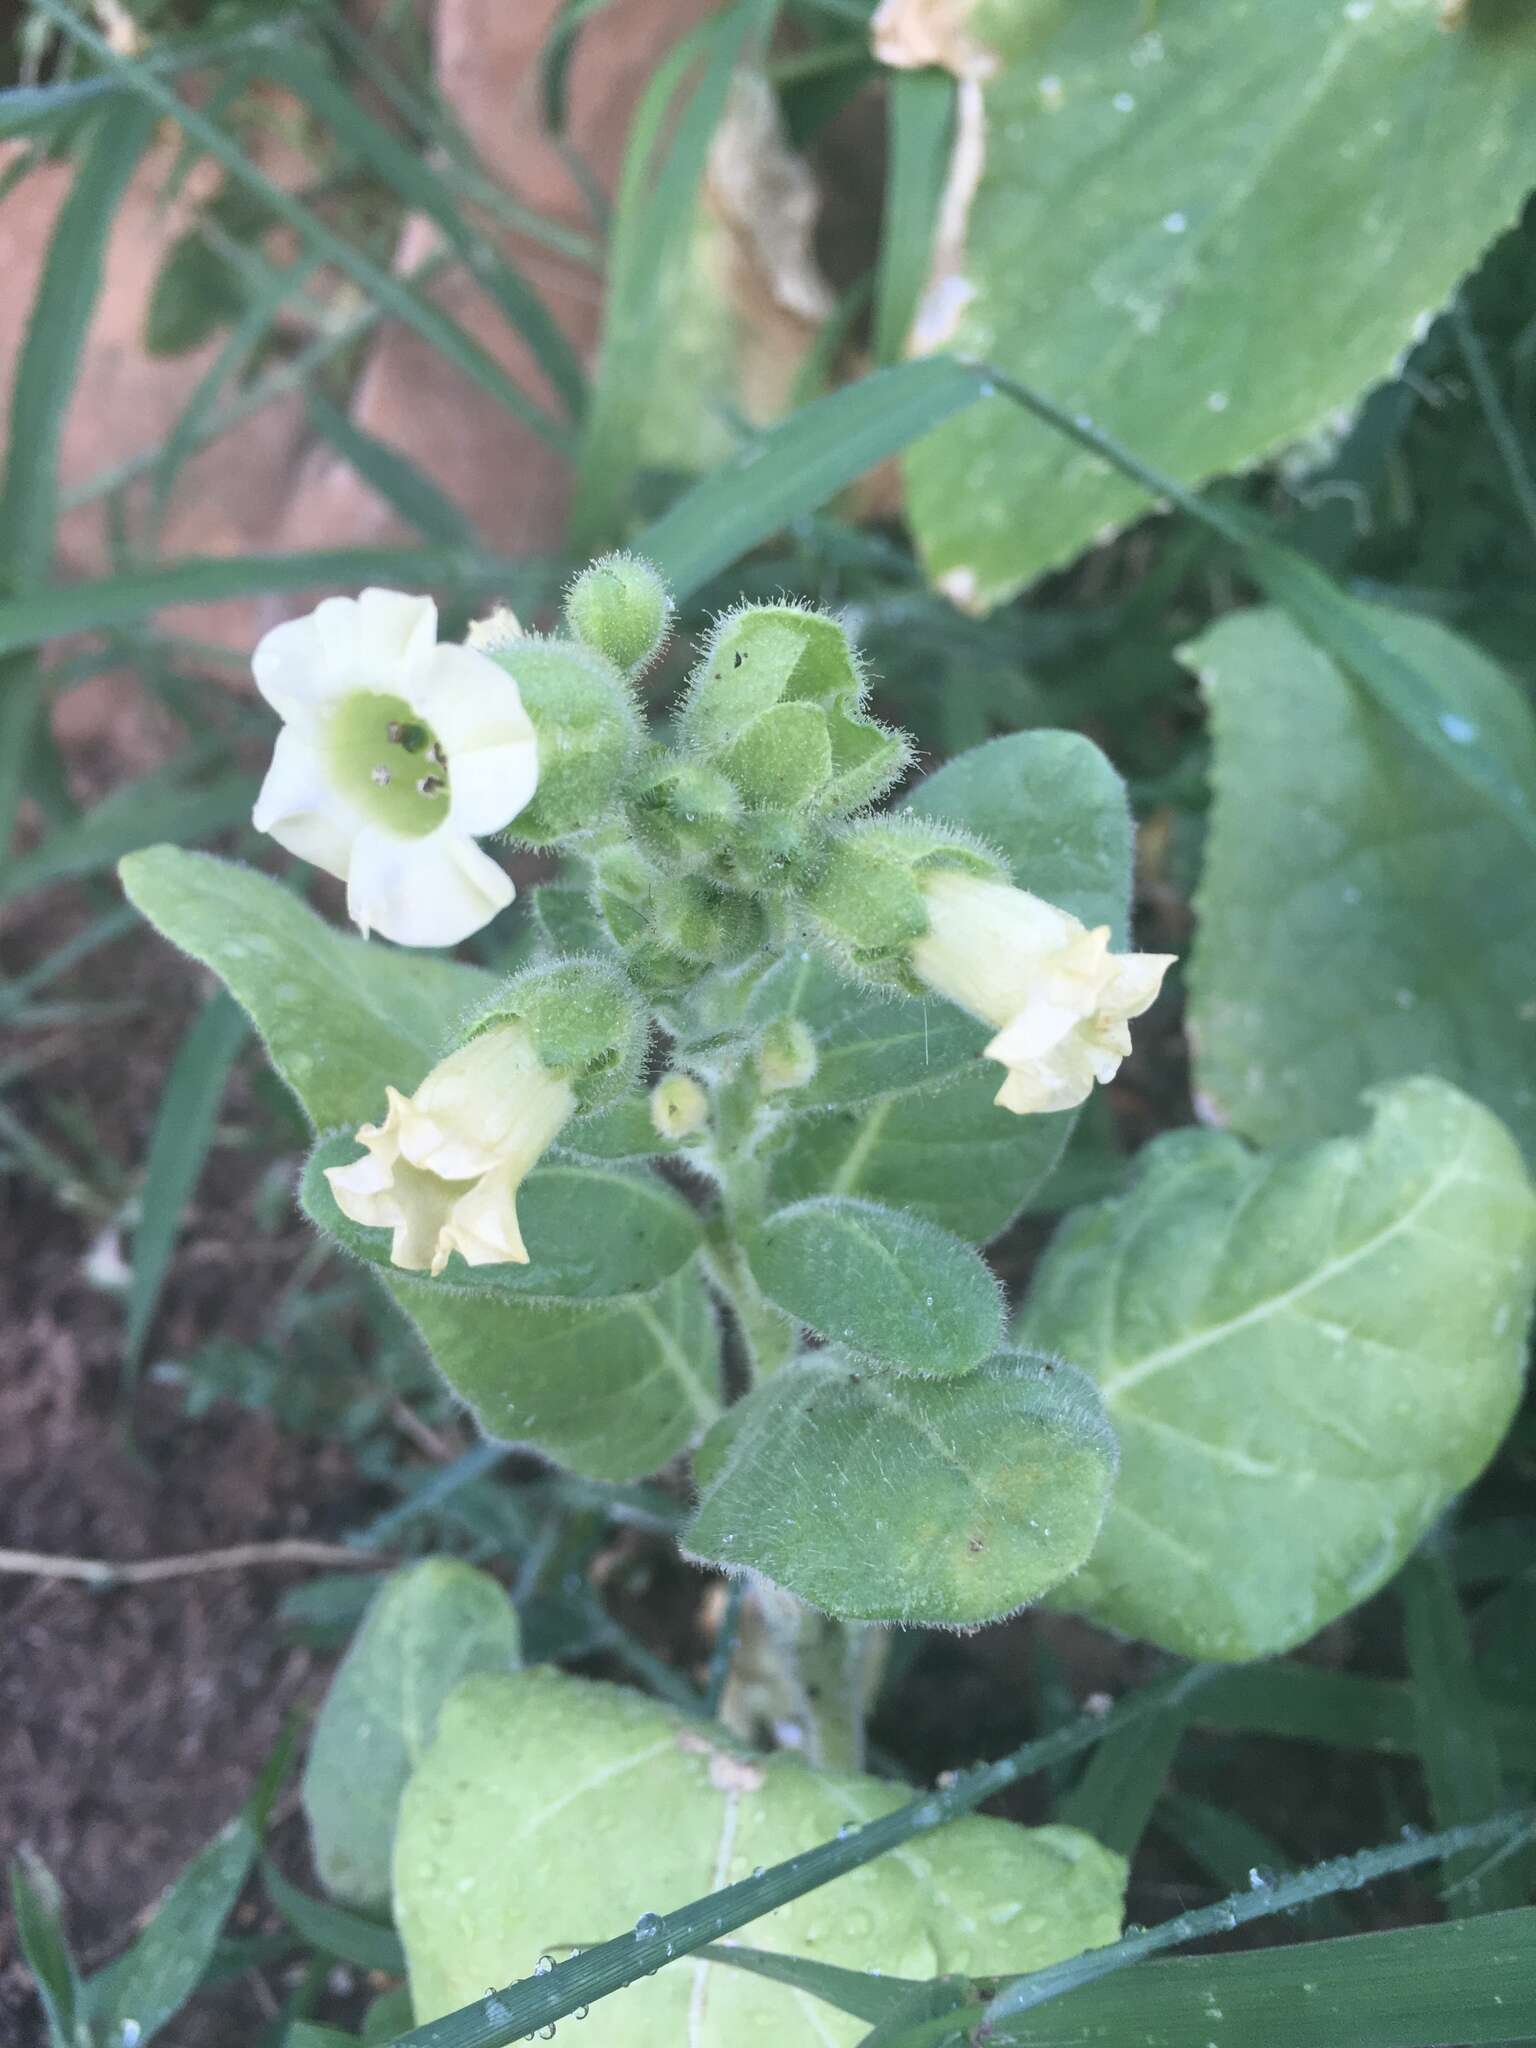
top-left (371, 765), bottom-right (392, 787)
top-left (416, 774), bottom-right (446, 797)
top-left (387, 719), bottom-right (429, 752)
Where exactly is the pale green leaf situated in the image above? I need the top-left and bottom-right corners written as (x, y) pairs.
top-left (393, 1666), bottom-right (1126, 2040)
top-left (1185, 603), bottom-right (1536, 1163)
top-left (1020, 1077), bottom-right (1536, 1660)
top-left (683, 1350), bottom-right (1116, 1625)
top-left (747, 952), bottom-right (988, 1108)
top-left (903, 0), bottom-right (1536, 608)
top-left (119, 848), bottom-right (491, 1131)
top-left (395, 1259), bottom-right (722, 1480)
top-left (748, 1196), bottom-right (1003, 1374)
top-left (302, 1561), bottom-right (520, 1912)
top-left (302, 1138), bottom-right (703, 1303)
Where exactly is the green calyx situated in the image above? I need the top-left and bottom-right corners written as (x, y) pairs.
top-left (804, 820), bottom-right (1004, 985)
top-left (485, 635), bottom-right (642, 845)
top-left (326, 691), bottom-right (450, 838)
top-left (563, 553), bottom-right (675, 677)
top-left (463, 957), bottom-right (647, 1110)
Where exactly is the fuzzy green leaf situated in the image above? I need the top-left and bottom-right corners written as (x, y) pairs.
top-left (302, 1138), bottom-right (702, 1303)
top-left (684, 1351), bottom-right (1116, 1625)
top-left (1185, 604), bottom-right (1536, 1164)
top-left (1020, 1078), bottom-right (1536, 1661)
top-left (393, 1667), bottom-right (1127, 2039)
top-left (302, 1561), bottom-right (521, 1913)
top-left (902, 0), bottom-right (1536, 609)
top-left (395, 1260), bottom-right (721, 1480)
top-left (748, 1196), bottom-right (1003, 1375)
top-left (119, 848), bottom-right (489, 1131)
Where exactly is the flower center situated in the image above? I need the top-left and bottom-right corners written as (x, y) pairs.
top-left (328, 691), bottom-right (451, 838)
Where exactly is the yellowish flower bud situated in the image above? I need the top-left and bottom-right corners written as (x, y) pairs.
top-left (756, 1017), bottom-right (818, 1095)
top-left (323, 1024), bottom-right (575, 1275)
top-left (909, 871), bottom-right (1174, 1116)
top-left (650, 1073), bottom-right (710, 1141)
top-left (465, 606), bottom-right (524, 652)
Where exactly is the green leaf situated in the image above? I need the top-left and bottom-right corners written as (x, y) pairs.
top-left (0, 94), bottom-right (155, 592)
top-left (1020, 1077), bottom-right (1536, 1660)
top-left (261, 1860), bottom-right (407, 1974)
top-left (124, 991), bottom-right (248, 1373)
top-left (303, 391), bottom-right (480, 549)
top-left (145, 225), bottom-right (246, 357)
top-left (768, 1064), bottom-right (1069, 1243)
top-left (558, 1096), bottom-right (677, 1162)
top-left (302, 1138), bottom-right (703, 1303)
top-left (10, 1851), bottom-right (82, 2048)
top-left (87, 1802), bottom-right (261, 2046)
top-left (393, 1258), bottom-right (722, 1480)
top-left (748, 1196), bottom-right (1003, 1374)
top-left (683, 1350), bottom-right (1117, 1625)
top-left (747, 952), bottom-right (989, 1108)
top-left (301, 1561), bottom-right (520, 1913)
top-left (119, 848), bottom-right (490, 1131)
top-left (901, 0), bottom-right (1536, 609)
top-left (636, 357), bottom-right (991, 600)
top-left (1185, 603), bottom-right (1536, 1164)
top-left (530, 881), bottom-right (612, 955)
top-left (393, 1666), bottom-right (1127, 2038)
top-left (881, 1907), bottom-right (1536, 2048)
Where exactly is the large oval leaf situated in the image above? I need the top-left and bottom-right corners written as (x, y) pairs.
top-left (302, 1561), bottom-right (520, 1911)
top-left (1186, 603), bottom-right (1536, 1165)
top-left (899, 0), bottom-right (1536, 609)
top-left (396, 1259), bottom-right (721, 1480)
top-left (684, 1351), bottom-right (1116, 1625)
top-left (1019, 1077), bottom-right (1536, 1661)
top-left (394, 1666), bottom-right (1127, 2039)
top-left (748, 1196), bottom-right (1003, 1375)
top-left (120, 846), bottom-right (489, 1130)
top-left (301, 1136), bottom-right (703, 1302)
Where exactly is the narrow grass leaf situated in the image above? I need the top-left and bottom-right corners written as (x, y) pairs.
top-left (0, 92), bottom-right (155, 592)
top-left (872, 68), bottom-right (953, 366)
top-left (1156, 1793), bottom-right (1348, 1934)
top-left (636, 358), bottom-right (991, 599)
top-left (693, 1941), bottom-right (931, 2020)
top-left (1057, 1701), bottom-right (1188, 1859)
top-left (260, 1861), bottom-right (406, 1975)
top-left (304, 392), bottom-right (480, 548)
top-left (1399, 1541), bottom-right (1519, 1910)
top-left (0, 657), bottom-right (47, 858)
top-left (123, 990), bottom-right (249, 1374)
top-left (10, 1851), bottom-right (82, 2048)
top-left (1200, 1661), bottom-right (1536, 1774)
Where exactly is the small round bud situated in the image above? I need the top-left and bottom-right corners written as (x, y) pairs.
top-left (650, 1073), bottom-right (709, 1141)
top-left (485, 636), bottom-right (642, 845)
top-left (756, 1018), bottom-right (817, 1095)
top-left (564, 554), bottom-right (674, 677)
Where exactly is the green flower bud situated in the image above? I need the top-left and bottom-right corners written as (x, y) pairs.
top-left (628, 754), bottom-right (741, 867)
top-left (650, 1072), bottom-right (710, 1140)
top-left (484, 635), bottom-right (641, 845)
top-left (803, 818), bottom-right (1003, 986)
top-left (463, 956), bottom-right (647, 1111)
top-left (651, 874), bottom-right (767, 965)
top-left (564, 553), bottom-right (674, 677)
top-left (756, 1017), bottom-right (817, 1095)
top-left (679, 603), bottom-right (912, 820)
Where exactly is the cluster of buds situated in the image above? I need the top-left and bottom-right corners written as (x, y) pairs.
top-left (249, 559), bottom-right (1172, 1279)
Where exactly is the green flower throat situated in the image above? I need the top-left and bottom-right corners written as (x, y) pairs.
top-left (329, 692), bottom-right (451, 836)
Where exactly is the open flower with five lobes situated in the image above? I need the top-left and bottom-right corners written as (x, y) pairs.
top-left (251, 588), bottom-right (536, 946)
top-left (324, 1023), bottom-right (576, 1275)
top-left (909, 870), bottom-right (1174, 1116)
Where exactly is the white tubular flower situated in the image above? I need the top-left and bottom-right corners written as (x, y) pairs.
top-left (909, 871), bottom-right (1174, 1116)
top-left (251, 588), bottom-right (537, 947)
top-left (324, 1024), bottom-right (576, 1276)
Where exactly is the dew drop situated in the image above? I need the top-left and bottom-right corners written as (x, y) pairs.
top-left (634, 1911), bottom-right (664, 1941)
top-left (534, 1955), bottom-right (555, 1976)
top-left (1439, 712), bottom-right (1477, 744)
top-left (1163, 211), bottom-right (1188, 234)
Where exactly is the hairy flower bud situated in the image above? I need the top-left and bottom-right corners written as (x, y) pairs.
top-left (481, 636), bottom-right (641, 845)
top-left (465, 956), bottom-right (648, 1112)
top-left (756, 1017), bottom-right (818, 1095)
top-left (564, 553), bottom-right (674, 677)
top-left (650, 1072), bottom-right (710, 1140)
top-left (803, 819), bottom-right (1002, 982)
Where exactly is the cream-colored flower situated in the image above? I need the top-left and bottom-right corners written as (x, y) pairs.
top-left (909, 871), bottom-right (1174, 1116)
top-left (324, 1024), bottom-right (576, 1275)
top-left (252, 588), bottom-right (537, 947)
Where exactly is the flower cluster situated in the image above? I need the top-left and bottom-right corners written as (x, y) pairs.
top-left (249, 568), bottom-right (1174, 1278)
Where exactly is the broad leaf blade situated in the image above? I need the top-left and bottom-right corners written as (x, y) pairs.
top-left (684, 1351), bottom-right (1116, 1625)
top-left (1021, 1077), bottom-right (1536, 1660)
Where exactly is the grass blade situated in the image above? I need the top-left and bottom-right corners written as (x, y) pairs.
top-left (383, 1666), bottom-right (1214, 2045)
top-left (1199, 1660), bottom-right (1536, 1773)
top-left (636, 356), bottom-right (991, 599)
top-left (1156, 1792), bottom-right (1349, 1934)
top-left (260, 1860), bottom-right (405, 1976)
top-left (29, 0), bottom-right (572, 454)
top-left (122, 990), bottom-right (249, 1377)
top-left (1399, 1540), bottom-right (1520, 1911)
top-left (879, 1907), bottom-right (1536, 2048)
top-left (1056, 1697), bottom-right (1187, 1860)
top-left (872, 67), bottom-right (953, 367)
top-left (2, 770), bottom-right (258, 904)
top-left (0, 547), bottom-right (548, 659)
top-left (9, 1850), bottom-right (82, 2048)
top-left (0, 92), bottom-right (155, 592)
top-left (303, 392), bottom-right (480, 549)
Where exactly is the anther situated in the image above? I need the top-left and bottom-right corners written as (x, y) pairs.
top-left (416, 774), bottom-right (446, 797)
top-left (371, 765), bottom-right (392, 787)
